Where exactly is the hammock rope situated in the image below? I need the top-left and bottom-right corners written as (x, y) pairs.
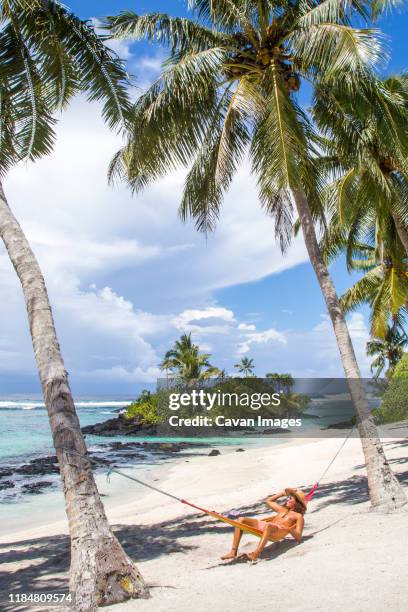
top-left (305, 425), bottom-right (355, 502)
top-left (55, 428), bottom-right (354, 539)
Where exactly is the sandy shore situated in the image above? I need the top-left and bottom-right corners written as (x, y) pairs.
top-left (1, 428), bottom-right (407, 611)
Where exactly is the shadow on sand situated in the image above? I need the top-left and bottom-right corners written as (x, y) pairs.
top-left (0, 506), bottom-right (267, 609)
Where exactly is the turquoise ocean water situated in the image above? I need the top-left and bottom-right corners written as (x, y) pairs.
top-left (0, 396), bottom-right (135, 461)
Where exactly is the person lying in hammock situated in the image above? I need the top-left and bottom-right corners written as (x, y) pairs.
top-left (221, 488), bottom-right (306, 562)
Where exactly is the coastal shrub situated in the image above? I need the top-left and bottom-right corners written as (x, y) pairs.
top-left (375, 352), bottom-right (408, 423)
top-left (124, 378), bottom-right (310, 431)
top-left (125, 390), bottom-right (159, 425)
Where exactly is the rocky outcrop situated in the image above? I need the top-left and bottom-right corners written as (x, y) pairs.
top-left (22, 481), bottom-right (53, 494)
top-left (325, 418), bottom-right (355, 429)
top-left (0, 480), bottom-right (15, 491)
top-left (82, 415), bottom-right (156, 437)
top-left (15, 456), bottom-right (59, 476)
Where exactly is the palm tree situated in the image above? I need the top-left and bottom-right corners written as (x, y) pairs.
top-left (337, 218), bottom-right (408, 339)
top-left (0, 2), bottom-right (147, 607)
top-left (367, 327), bottom-right (407, 379)
top-left (107, 0), bottom-right (406, 510)
top-left (314, 74), bottom-right (408, 260)
top-left (265, 372), bottom-right (294, 393)
top-left (161, 333), bottom-right (220, 383)
top-left (234, 357), bottom-right (255, 377)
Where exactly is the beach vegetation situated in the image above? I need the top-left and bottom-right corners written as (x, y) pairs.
top-left (339, 224), bottom-right (408, 340)
top-left (316, 74), bottom-right (408, 269)
top-left (265, 373), bottom-right (294, 393)
top-left (125, 390), bottom-right (160, 425)
top-left (375, 351), bottom-right (408, 423)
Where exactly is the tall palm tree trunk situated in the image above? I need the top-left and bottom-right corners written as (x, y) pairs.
top-left (294, 190), bottom-right (406, 511)
top-left (392, 211), bottom-right (408, 257)
top-left (0, 182), bottom-right (148, 609)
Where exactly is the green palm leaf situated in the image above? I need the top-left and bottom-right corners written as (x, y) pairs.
top-left (111, 47), bottom-right (225, 191)
top-left (290, 24), bottom-right (384, 77)
top-left (105, 11), bottom-right (231, 53)
top-left (0, 1), bottom-right (132, 173)
top-left (180, 84), bottom-right (250, 233)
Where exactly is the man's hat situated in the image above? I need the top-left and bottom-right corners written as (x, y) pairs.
top-left (285, 487), bottom-right (307, 511)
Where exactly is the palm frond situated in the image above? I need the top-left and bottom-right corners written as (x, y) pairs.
top-left (105, 11), bottom-right (231, 53)
top-left (297, 0), bottom-right (370, 27)
top-left (180, 84), bottom-right (250, 233)
top-left (251, 61), bottom-right (307, 200)
top-left (115, 48), bottom-right (225, 192)
top-left (190, 0), bottom-right (260, 44)
top-left (0, 0), bottom-right (132, 173)
top-left (58, 11), bottom-right (131, 130)
top-left (340, 266), bottom-right (383, 313)
top-left (290, 24), bottom-right (385, 78)
top-left (0, 19), bottom-right (56, 161)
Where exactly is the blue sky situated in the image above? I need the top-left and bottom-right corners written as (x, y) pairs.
top-left (1, 1), bottom-right (407, 396)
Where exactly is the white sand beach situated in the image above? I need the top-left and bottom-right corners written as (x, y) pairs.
top-left (1, 429), bottom-right (407, 611)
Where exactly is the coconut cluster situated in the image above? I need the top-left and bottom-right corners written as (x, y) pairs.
top-left (224, 23), bottom-right (300, 92)
top-left (379, 155), bottom-right (397, 175)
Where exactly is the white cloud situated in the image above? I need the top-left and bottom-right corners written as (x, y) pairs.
top-left (236, 327), bottom-right (288, 355)
top-left (87, 365), bottom-right (161, 384)
top-left (90, 17), bottom-right (134, 61)
top-left (305, 313), bottom-right (370, 374)
top-left (28, 228), bottom-right (160, 282)
top-left (238, 323), bottom-right (256, 331)
top-left (105, 38), bottom-right (134, 61)
top-left (135, 55), bottom-right (164, 73)
top-left (173, 307), bottom-right (236, 334)
top-left (234, 313), bottom-right (371, 378)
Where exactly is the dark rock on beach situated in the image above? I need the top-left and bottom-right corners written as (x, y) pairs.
top-left (104, 440), bottom-right (198, 452)
top-left (325, 419), bottom-right (355, 430)
top-left (208, 449), bottom-right (220, 456)
top-left (262, 427), bottom-right (291, 434)
top-left (15, 456), bottom-right (59, 476)
top-left (22, 481), bottom-right (53, 494)
top-left (236, 448), bottom-right (245, 452)
top-left (0, 469), bottom-right (13, 478)
top-left (0, 480), bottom-right (15, 490)
top-left (242, 427), bottom-right (291, 435)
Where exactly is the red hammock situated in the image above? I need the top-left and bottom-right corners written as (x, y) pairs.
top-left (105, 433), bottom-right (352, 539)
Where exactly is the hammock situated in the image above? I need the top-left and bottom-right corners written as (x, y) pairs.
top-left (57, 429), bottom-right (353, 540)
